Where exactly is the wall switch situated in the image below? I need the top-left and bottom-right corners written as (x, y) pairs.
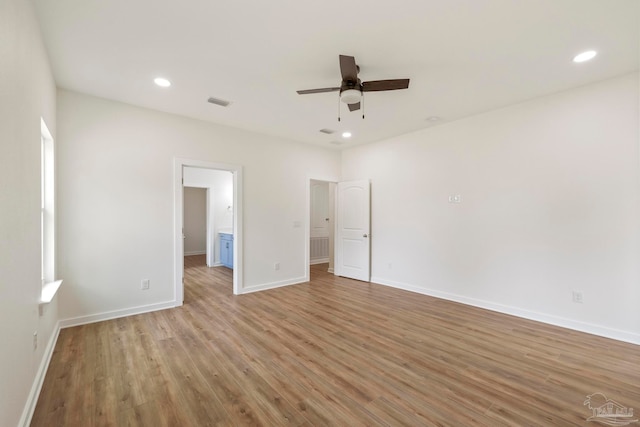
top-left (33, 332), bottom-right (38, 351)
top-left (274, 263), bottom-right (280, 271)
top-left (141, 279), bottom-right (150, 290)
top-left (572, 291), bottom-right (583, 303)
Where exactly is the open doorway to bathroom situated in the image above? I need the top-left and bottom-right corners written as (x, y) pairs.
top-left (182, 167), bottom-right (234, 302)
top-left (174, 158), bottom-right (243, 306)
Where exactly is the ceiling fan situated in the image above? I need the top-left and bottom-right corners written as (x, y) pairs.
top-left (296, 54), bottom-right (410, 119)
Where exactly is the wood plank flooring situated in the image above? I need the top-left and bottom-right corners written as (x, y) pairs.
top-left (32, 255), bottom-right (640, 426)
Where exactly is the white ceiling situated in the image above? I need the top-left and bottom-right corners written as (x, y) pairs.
top-left (33, 0), bottom-right (639, 149)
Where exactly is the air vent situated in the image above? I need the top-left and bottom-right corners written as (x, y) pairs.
top-left (330, 140), bottom-right (343, 145)
top-left (207, 97), bottom-right (231, 107)
top-left (319, 128), bottom-right (336, 134)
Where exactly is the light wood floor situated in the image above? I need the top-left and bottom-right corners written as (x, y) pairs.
top-left (32, 255), bottom-right (640, 426)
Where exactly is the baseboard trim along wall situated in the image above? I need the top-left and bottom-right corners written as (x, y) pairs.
top-left (20, 299), bottom-right (184, 426)
top-left (58, 300), bottom-right (177, 329)
top-left (184, 250), bottom-right (206, 256)
top-left (371, 276), bottom-right (640, 346)
top-left (19, 322), bottom-right (61, 427)
top-left (310, 258), bottom-right (329, 265)
top-left (240, 277), bottom-right (307, 294)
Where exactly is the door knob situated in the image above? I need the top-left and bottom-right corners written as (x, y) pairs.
top-left (363, 234), bottom-right (368, 238)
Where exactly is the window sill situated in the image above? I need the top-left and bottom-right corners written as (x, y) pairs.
top-left (40, 279), bottom-right (63, 305)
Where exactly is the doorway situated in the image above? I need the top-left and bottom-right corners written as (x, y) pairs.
top-left (306, 178), bottom-right (337, 281)
top-left (309, 180), bottom-right (335, 273)
top-left (174, 158), bottom-right (243, 304)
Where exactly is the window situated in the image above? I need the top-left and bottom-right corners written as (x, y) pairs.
top-left (40, 118), bottom-right (61, 303)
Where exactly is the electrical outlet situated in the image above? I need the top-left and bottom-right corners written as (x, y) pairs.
top-left (141, 279), bottom-right (150, 290)
top-left (448, 195), bottom-right (462, 203)
top-left (33, 332), bottom-right (37, 351)
top-left (274, 263), bottom-right (280, 271)
top-left (572, 291), bottom-right (583, 303)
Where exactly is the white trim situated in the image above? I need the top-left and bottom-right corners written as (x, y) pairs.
top-left (19, 321), bottom-right (60, 427)
top-left (371, 276), bottom-right (640, 346)
top-left (184, 250), bottom-right (206, 256)
top-left (39, 279), bottom-right (63, 304)
top-left (18, 322), bottom-right (60, 427)
top-left (58, 301), bottom-right (176, 329)
top-left (206, 188), bottom-right (214, 267)
top-left (310, 258), bottom-right (329, 265)
top-left (239, 277), bottom-right (307, 294)
top-left (327, 267), bottom-right (334, 273)
top-left (40, 118), bottom-right (56, 290)
top-left (20, 300), bottom-right (176, 425)
top-left (174, 158), bottom-right (243, 302)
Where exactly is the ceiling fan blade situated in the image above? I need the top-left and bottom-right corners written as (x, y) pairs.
top-left (339, 55), bottom-right (358, 83)
top-left (297, 87), bottom-right (340, 95)
top-left (347, 102), bottom-right (361, 112)
top-left (362, 79), bottom-right (410, 92)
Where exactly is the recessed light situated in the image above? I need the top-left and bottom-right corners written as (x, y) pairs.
top-left (342, 131), bottom-right (352, 138)
top-left (154, 77), bottom-right (171, 87)
top-left (573, 50), bottom-right (597, 63)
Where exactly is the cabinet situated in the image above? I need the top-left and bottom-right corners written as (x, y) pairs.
top-left (219, 233), bottom-right (234, 269)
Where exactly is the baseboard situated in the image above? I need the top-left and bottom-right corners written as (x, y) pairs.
top-left (240, 276), bottom-right (307, 294)
top-left (327, 267), bottom-right (334, 273)
top-left (371, 276), bottom-right (640, 346)
top-left (310, 258), bottom-right (329, 265)
top-left (19, 320), bottom-right (61, 427)
top-left (19, 300), bottom-right (177, 425)
top-left (184, 250), bottom-right (206, 256)
top-left (58, 300), bottom-right (177, 329)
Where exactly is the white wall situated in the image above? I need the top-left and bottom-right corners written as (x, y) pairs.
top-left (342, 73), bottom-right (640, 343)
top-left (56, 90), bottom-right (341, 320)
top-left (0, 0), bottom-right (59, 425)
top-left (183, 187), bottom-right (207, 255)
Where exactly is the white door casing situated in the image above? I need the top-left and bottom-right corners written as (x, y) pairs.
top-left (335, 179), bottom-right (371, 282)
top-left (174, 158), bottom-right (243, 302)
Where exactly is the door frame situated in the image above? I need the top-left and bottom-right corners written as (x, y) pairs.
top-left (174, 157), bottom-right (243, 303)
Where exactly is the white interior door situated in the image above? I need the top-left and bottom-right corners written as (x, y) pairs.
top-left (335, 179), bottom-right (370, 281)
top-left (310, 181), bottom-right (330, 238)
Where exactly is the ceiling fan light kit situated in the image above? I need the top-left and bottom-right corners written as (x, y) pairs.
top-left (297, 54), bottom-right (410, 121)
top-left (340, 88), bottom-right (361, 104)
